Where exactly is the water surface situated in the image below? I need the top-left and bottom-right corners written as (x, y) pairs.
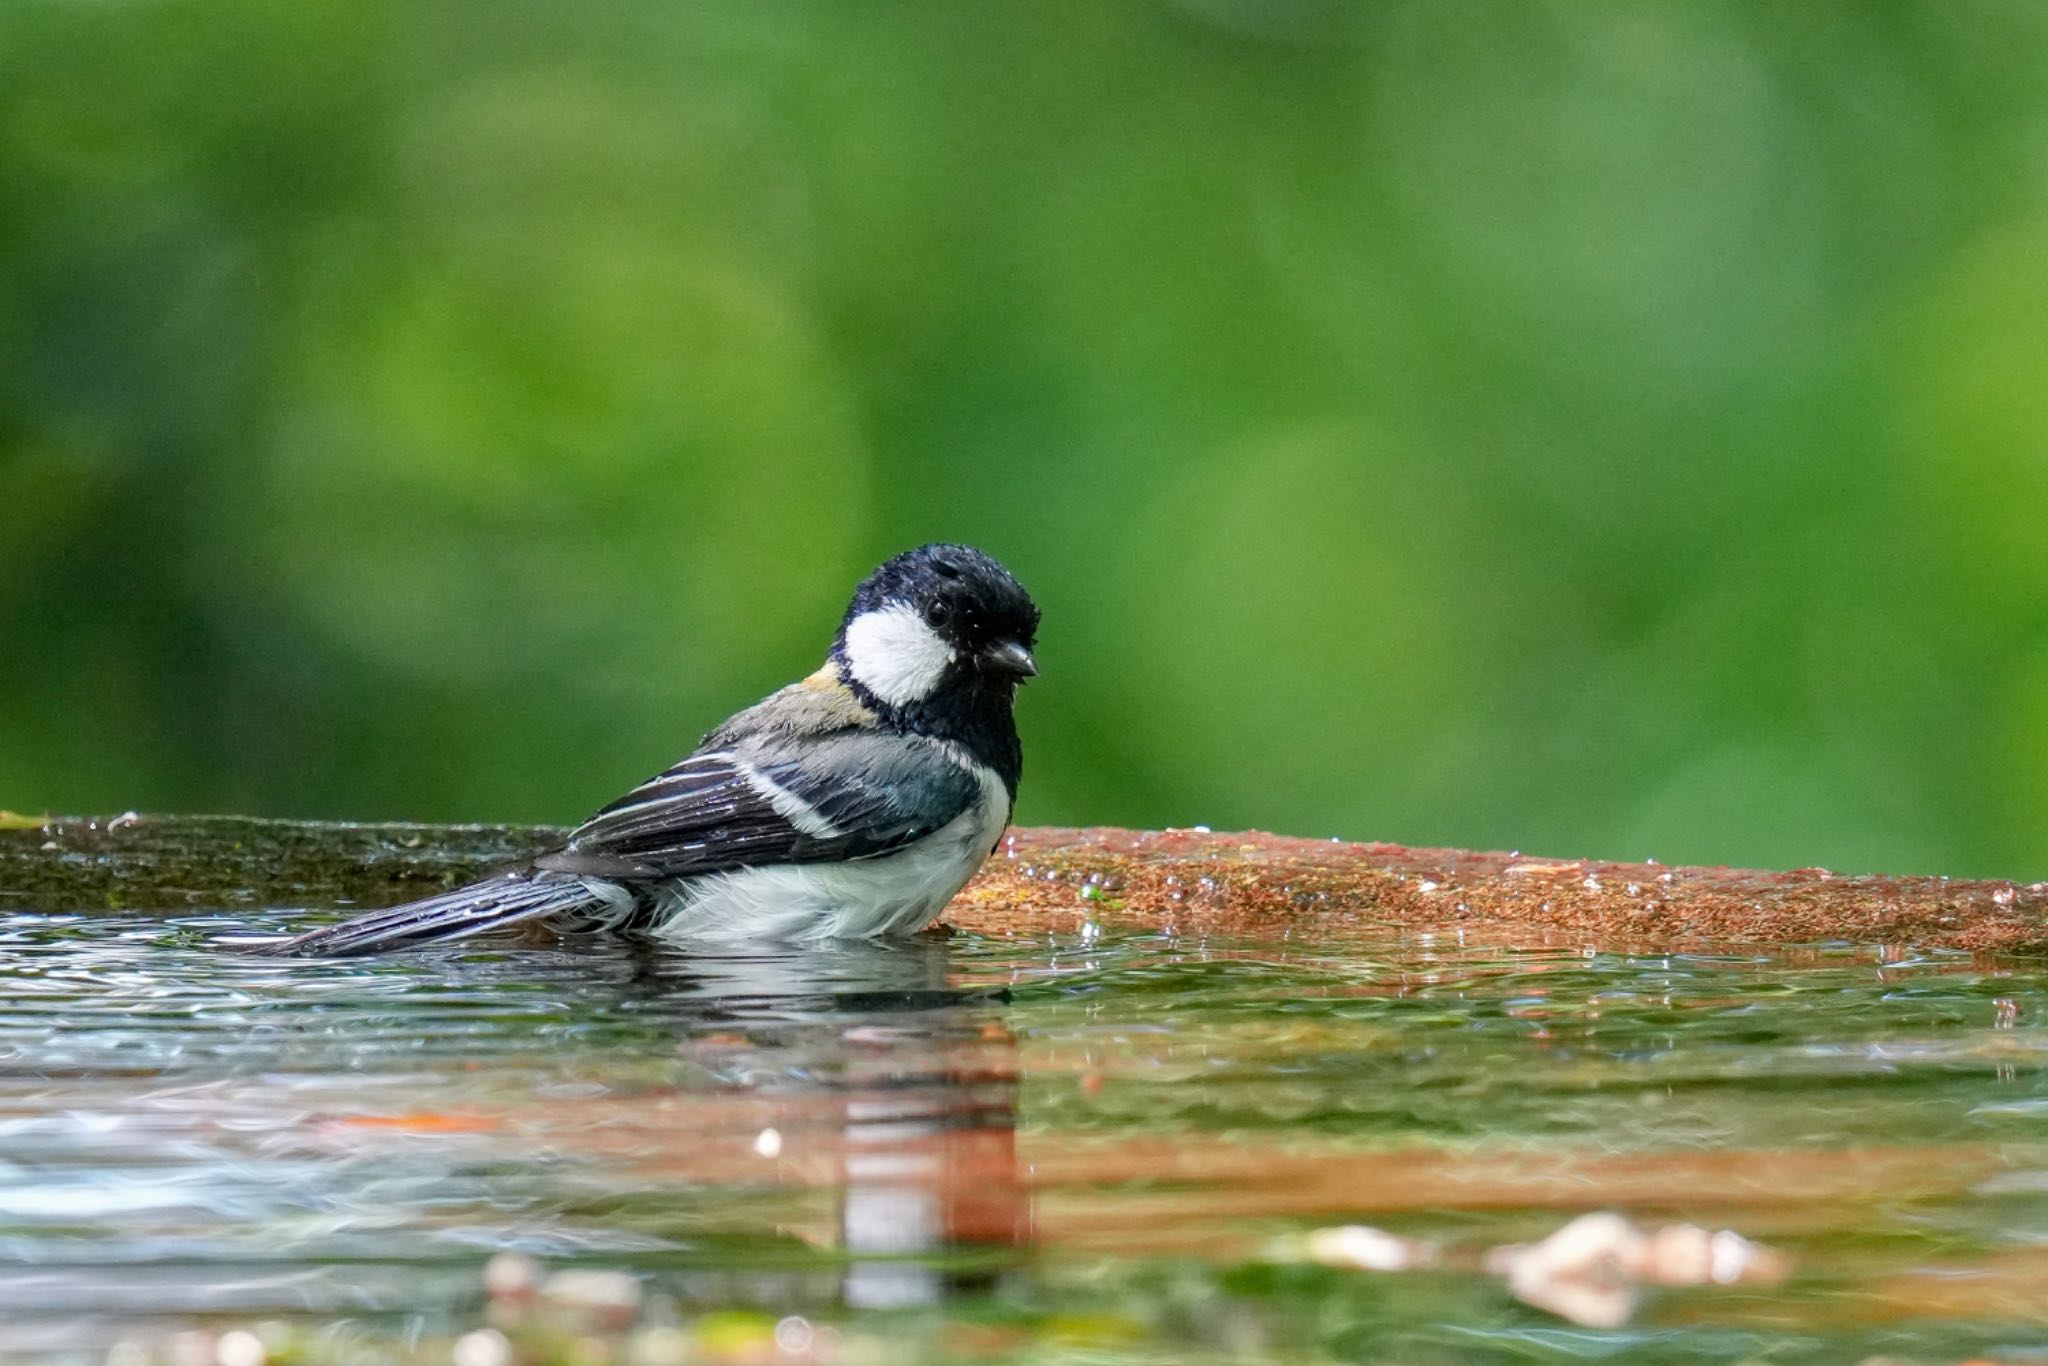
top-left (4, 911), bottom-right (2048, 1362)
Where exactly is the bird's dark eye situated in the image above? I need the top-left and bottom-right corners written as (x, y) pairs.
top-left (924, 600), bottom-right (952, 628)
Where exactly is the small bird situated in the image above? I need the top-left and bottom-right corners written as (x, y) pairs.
top-left (266, 545), bottom-right (1038, 956)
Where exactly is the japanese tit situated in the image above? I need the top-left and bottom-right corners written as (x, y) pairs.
top-left (267, 544), bottom-right (1039, 955)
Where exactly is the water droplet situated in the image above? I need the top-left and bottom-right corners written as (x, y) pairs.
top-left (453, 1330), bottom-right (512, 1366)
top-left (216, 1332), bottom-right (266, 1366)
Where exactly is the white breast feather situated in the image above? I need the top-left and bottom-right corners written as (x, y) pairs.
top-left (649, 755), bottom-right (1010, 942)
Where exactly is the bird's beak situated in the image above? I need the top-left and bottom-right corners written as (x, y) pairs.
top-left (983, 640), bottom-right (1038, 678)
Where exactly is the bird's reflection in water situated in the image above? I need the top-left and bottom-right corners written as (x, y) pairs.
top-left (605, 934), bottom-right (1031, 1308)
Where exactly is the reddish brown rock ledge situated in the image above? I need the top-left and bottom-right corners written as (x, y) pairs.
top-left (2, 814), bottom-right (2045, 954)
top-left (956, 826), bottom-right (2048, 955)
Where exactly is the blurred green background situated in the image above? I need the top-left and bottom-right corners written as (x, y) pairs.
top-left (5, 1), bottom-right (2048, 878)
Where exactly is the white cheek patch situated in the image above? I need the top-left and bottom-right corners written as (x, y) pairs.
top-left (843, 604), bottom-right (954, 706)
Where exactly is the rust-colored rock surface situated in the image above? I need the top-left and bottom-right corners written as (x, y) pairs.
top-left (3, 814), bottom-right (2046, 953)
top-left (966, 826), bottom-right (2048, 953)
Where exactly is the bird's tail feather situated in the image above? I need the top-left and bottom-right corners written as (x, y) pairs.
top-left (254, 872), bottom-right (614, 957)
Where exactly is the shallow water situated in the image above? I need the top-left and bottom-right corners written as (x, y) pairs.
top-left (5, 910), bottom-right (2048, 1362)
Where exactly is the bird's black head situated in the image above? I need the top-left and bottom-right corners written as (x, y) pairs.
top-left (832, 545), bottom-right (1038, 787)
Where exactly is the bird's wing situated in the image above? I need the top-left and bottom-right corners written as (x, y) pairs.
top-left (535, 728), bottom-right (984, 881)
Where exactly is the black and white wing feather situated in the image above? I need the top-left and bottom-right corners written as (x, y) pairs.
top-left (252, 871), bottom-right (610, 958)
top-left (262, 725), bottom-right (984, 956)
top-left (539, 732), bottom-right (983, 878)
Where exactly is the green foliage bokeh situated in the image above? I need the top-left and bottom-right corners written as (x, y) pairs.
top-left (5, 0), bottom-right (2048, 878)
